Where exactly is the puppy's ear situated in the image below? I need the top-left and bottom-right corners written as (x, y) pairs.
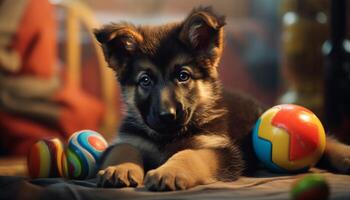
top-left (179, 6), bottom-right (226, 53)
top-left (94, 23), bottom-right (143, 70)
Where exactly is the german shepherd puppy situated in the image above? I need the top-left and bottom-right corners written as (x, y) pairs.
top-left (94, 7), bottom-right (350, 191)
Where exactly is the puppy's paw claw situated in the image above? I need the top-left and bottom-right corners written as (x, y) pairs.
top-left (97, 163), bottom-right (144, 188)
top-left (144, 167), bottom-right (194, 191)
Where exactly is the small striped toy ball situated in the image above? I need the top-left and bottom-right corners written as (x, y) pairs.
top-left (27, 138), bottom-right (64, 178)
top-left (64, 130), bottom-right (108, 179)
top-left (252, 104), bottom-right (326, 173)
top-left (291, 174), bottom-right (330, 200)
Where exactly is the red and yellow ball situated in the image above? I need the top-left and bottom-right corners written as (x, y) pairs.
top-left (252, 104), bottom-right (326, 172)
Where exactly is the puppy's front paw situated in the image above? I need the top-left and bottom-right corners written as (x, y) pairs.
top-left (97, 163), bottom-right (144, 188)
top-left (144, 166), bottom-right (198, 191)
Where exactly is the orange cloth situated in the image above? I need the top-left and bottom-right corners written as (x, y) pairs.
top-left (0, 0), bottom-right (105, 155)
top-left (9, 0), bottom-right (56, 78)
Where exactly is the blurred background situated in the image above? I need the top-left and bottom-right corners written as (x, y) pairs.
top-left (0, 0), bottom-right (349, 161)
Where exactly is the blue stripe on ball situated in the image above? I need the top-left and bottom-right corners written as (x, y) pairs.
top-left (68, 136), bottom-right (92, 179)
top-left (77, 131), bottom-right (102, 161)
top-left (252, 119), bottom-right (289, 173)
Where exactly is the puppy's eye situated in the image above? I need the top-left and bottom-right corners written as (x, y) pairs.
top-left (138, 73), bottom-right (152, 88)
top-left (177, 70), bottom-right (190, 82)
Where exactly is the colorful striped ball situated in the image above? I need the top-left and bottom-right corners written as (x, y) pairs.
top-left (27, 138), bottom-right (64, 178)
top-left (63, 130), bottom-right (108, 179)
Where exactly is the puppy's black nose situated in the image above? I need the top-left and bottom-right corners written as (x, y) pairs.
top-left (159, 107), bottom-right (176, 122)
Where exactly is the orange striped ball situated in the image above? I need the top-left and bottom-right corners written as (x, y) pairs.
top-left (27, 138), bottom-right (64, 178)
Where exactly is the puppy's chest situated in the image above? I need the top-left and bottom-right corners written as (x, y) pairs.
top-left (115, 134), bottom-right (196, 168)
top-left (114, 135), bottom-right (167, 167)
top-left (115, 131), bottom-right (233, 169)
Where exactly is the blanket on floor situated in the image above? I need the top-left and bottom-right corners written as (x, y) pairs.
top-left (1, 169), bottom-right (349, 200)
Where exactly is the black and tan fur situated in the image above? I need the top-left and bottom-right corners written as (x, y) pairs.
top-left (94, 7), bottom-right (350, 191)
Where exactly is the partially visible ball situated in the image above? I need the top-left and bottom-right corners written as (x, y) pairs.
top-left (291, 174), bottom-right (330, 200)
top-left (64, 130), bottom-right (108, 179)
top-left (252, 104), bottom-right (326, 173)
top-left (27, 138), bottom-right (64, 178)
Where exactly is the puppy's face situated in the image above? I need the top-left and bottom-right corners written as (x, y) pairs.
top-left (95, 7), bottom-right (225, 136)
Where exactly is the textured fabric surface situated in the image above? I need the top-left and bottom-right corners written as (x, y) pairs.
top-left (1, 169), bottom-right (349, 200)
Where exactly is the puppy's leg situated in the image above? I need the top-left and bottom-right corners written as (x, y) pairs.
top-left (319, 136), bottom-right (350, 173)
top-left (97, 143), bottom-right (144, 187)
top-left (144, 148), bottom-right (242, 191)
